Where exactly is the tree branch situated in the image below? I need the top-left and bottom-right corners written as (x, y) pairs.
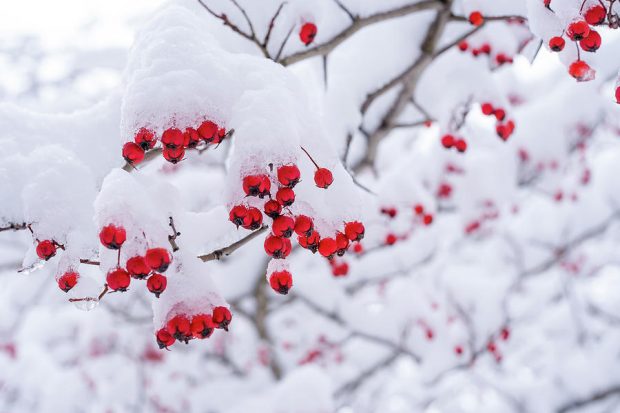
top-left (198, 225), bottom-right (269, 262)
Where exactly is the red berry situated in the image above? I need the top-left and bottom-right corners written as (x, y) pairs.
top-left (183, 127), bottom-right (201, 148)
top-left (264, 235), bottom-right (292, 259)
top-left (134, 128), bottom-right (156, 150)
top-left (496, 124), bottom-right (510, 141)
top-left (380, 207), bottom-right (398, 218)
top-left (480, 43), bottom-right (491, 54)
top-left (243, 175), bottom-right (271, 198)
top-left (544, 0), bottom-right (551, 7)
top-left (212, 306), bottom-right (232, 330)
top-left (500, 327), bottom-right (510, 341)
top-left (318, 237), bottom-right (337, 259)
top-left (423, 214), bottom-right (433, 226)
top-left (277, 164), bottom-right (301, 187)
top-left (156, 328), bottom-right (175, 349)
top-left (36, 240), bottom-right (57, 260)
top-left (161, 128), bottom-right (184, 148)
top-left (454, 139), bottom-right (467, 153)
top-left (331, 261), bottom-right (349, 277)
top-left (335, 232), bottom-right (349, 256)
top-left (294, 215), bottom-right (314, 237)
top-left (494, 108), bottom-right (506, 121)
top-left (568, 60), bottom-right (595, 81)
top-left (191, 314), bottom-right (215, 339)
top-left (414, 204), bottom-right (425, 215)
top-left (385, 234), bottom-right (397, 245)
top-left (481, 103), bottom-right (494, 115)
top-left (99, 225), bottom-right (126, 250)
top-left (584, 5), bottom-right (606, 25)
top-left (213, 127), bottom-right (227, 144)
top-left (549, 36), bottom-right (565, 52)
top-left (567, 20), bottom-right (590, 41)
top-left (455, 345), bottom-right (463, 355)
top-left (106, 268), bottom-right (131, 291)
top-left (263, 200), bottom-right (282, 218)
top-left (58, 271), bottom-right (78, 292)
top-left (276, 187), bottom-right (295, 207)
top-left (126, 256), bottom-right (151, 279)
top-left (314, 168), bottom-right (333, 189)
top-left (147, 273), bottom-right (167, 298)
top-left (269, 270), bottom-right (293, 295)
top-left (166, 315), bottom-right (192, 341)
top-left (122, 142), bottom-right (145, 164)
top-left (441, 134), bottom-right (455, 149)
top-left (197, 121), bottom-right (218, 142)
top-left (145, 248), bottom-right (172, 272)
top-left (458, 40), bottom-right (468, 51)
top-left (615, 86), bottom-right (620, 104)
top-left (344, 221), bottom-right (365, 242)
top-left (299, 22), bottom-right (317, 45)
top-left (298, 231), bottom-right (320, 253)
top-left (229, 205), bottom-right (249, 228)
top-left (272, 215), bottom-right (295, 238)
top-left (468, 11), bottom-right (484, 26)
top-left (243, 207), bottom-right (263, 230)
top-left (353, 243), bottom-right (363, 254)
top-left (162, 146), bottom-right (185, 164)
top-left (579, 30), bottom-right (601, 52)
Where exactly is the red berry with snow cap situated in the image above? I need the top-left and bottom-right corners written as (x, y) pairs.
top-left (122, 142), bottom-right (145, 164)
top-left (298, 231), bottom-right (320, 253)
top-left (269, 270), bottom-right (293, 295)
top-left (145, 248), bottom-right (172, 272)
top-left (242, 207), bottom-right (263, 230)
top-left (36, 240), bottom-right (57, 260)
top-left (299, 22), bottom-right (317, 45)
top-left (294, 215), bottom-right (314, 237)
top-left (344, 221), bottom-right (365, 242)
top-left (58, 271), bottom-right (78, 292)
top-left (191, 314), bottom-right (215, 339)
top-left (229, 205), bottom-right (249, 228)
top-left (147, 273), bottom-right (167, 298)
top-left (314, 168), bottom-right (333, 189)
top-left (277, 164), bottom-right (301, 188)
top-left (183, 127), bottom-right (201, 148)
top-left (126, 256), bottom-right (151, 279)
top-left (468, 11), bottom-right (484, 26)
top-left (163, 146), bottom-right (185, 164)
top-left (107, 268), bottom-right (131, 292)
top-left (584, 5), bottom-right (606, 25)
top-left (276, 187), bottom-right (295, 207)
top-left (212, 306), bottom-right (232, 330)
top-left (567, 20), bottom-right (590, 41)
top-left (99, 225), bottom-right (126, 250)
top-left (264, 235), bottom-right (292, 258)
top-left (549, 36), bottom-right (565, 52)
top-left (243, 175), bottom-right (271, 198)
top-left (272, 215), bottom-right (295, 238)
top-left (197, 121), bottom-right (218, 142)
top-left (569, 60), bottom-right (595, 81)
top-left (161, 128), bottom-right (184, 148)
top-left (134, 128), bottom-right (156, 150)
top-left (156, 328), bottom-right (175, 349)
top-left (580, 30), bottom-right (601, 52)
top-left (166, 315), bottom-right (192, 342)
top-left (318, 237), bottom-right (337, 259)
top-left (335, 232), bottom-right (349, 256)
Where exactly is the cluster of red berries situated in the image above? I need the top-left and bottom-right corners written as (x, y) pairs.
top-left (379, 203), bottom-right (433, 247)
top-left (457, 40), bottom-right (514, 67)
top-left (299, 22), bottom-right (317, 46)
top-left (155, 306), bottom-right (232, 349)
top-left (480, 102), bottom-right (516, 141)
top-left (546, 3), bottom-right (609, 81)
top-left (440, 134), bottom-right (468, 153)
top-left (33, 238), bottom-right (79, 292)
top-left (486, 326), bottom-right (510, 363)
top-left (122, 121), bottom-right (227, 166)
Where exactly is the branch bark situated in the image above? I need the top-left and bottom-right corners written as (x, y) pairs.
top-left (198, 225), bottom-right (268, 262)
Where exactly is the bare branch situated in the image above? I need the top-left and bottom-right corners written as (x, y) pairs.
top-left (557, 385), bottom-right (620, 413)
top-left (0, 222), bottom-right (28, 233)
top-left (198, 225), bottom-right (269, 262)
top-left (168, 216), bottom-right (180, 252)
top-left (263, 2), bottom-right (287, 48)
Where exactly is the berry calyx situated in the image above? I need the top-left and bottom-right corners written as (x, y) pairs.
top-left (126, 256), bottom-right (150, 279)
top-left (134, 128), bottom-right (156, 150)
top-left (344, 221), bottom-right (365, 242)
top-left (99, 225), bottom-right (126, 250)
top-left (147, 273), bottom-right (167, 298)
top-left (156, 328), bottom-right (175, 349)
top-left (36, 240), bottom-right (57, 260)
top-left (122, 142), bottom-right (145, 164)
top-left (212, 306), bottom-right (232, 330)
top-left (58, 271), bottom-right (78, 292)
top-left (264, 235), bottom-right (292, 259)
top-left (549, 36), bottom-right (565, 52)
top-left (106, 268), bottom-right (131, 292)
top-left (314, 168), bottom-right (333, 189)
top-left (299, 22), bottom-right (317, 45)
top-left (191, 314), bottom-right (215, 339)
top-left (166, 315), bottom-right (192, 342)
top-left (145, 248), bottom-right (172, 272)
top-left (277, 164), bottom-right (301, 187)
top-left (269, 270), bottom-right (293, 295)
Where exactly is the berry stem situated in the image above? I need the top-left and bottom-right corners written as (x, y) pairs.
top-left (300, 146), bottom-right (320, 170)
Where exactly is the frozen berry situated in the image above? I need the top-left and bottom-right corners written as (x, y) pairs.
top-left (162, 146), bottom-right (185, 164)
top-left (272, 215), bottom-right (295, 238)
top-left (145, 248), bottom-right (172, 272)
top-left (36, 240), bottom-right (57, 260)
top-left (385, 233), bottom-right (397, 245)
top-left (335, 232), bottom-right (349, 256)
top-left (276, 187), bottom-right (295, 207)
top-left (468, 11), bottom-right (484, 26)
top-left (243, 207), bottom-right (263, 230)
top-left (568, 60), bottom-right (595, 81)
top-left (567, 20), bottom-right (590, 41)
top-left (294, 215), bottom-right (314, 237)
top-left (107, 268), bottom-right (131, 291)
top-left (264, 200), bottom-right (282, 219)
top-left (161, 128), bottom-right (184, 148)
top-left (318, 237), bottom-right (337, 259)
top-left (126, 256), bottom-right (151, 279)
top-left (229, 205), bottom-right (249, 228)
top-left (183, 127), bottom-right (201, 148)
top-left (269, 270), bottom-right (293, 295)
top-left (441, 134), bottom-right (455, 149)
top-left (212, 306), bottom-right (232, 330)
top-left (298, 231), bottom-right (320, 253)
top-left (58, 271), bottom-right (78, 292)
top-left (243, 175), bottom-right (271, 198)
top-left (277, 164), bottom-right (301, 187)
top-left (580, 30), bottom-right (601, 52)
top-left (191, 314), bottom-right (215, 339)
top-left (314, 168), bottom-right (333, 189)
top-left (584, 5), bottom-right (606, 25)
top-left (134, 128), bottom-right (156, 150)
top-left (299, 22), bottom-right (317, 45)
top-left (156, 328), bottom-right (175, 349)
top-left (99, 225), bottom-right (126, 250)
top-left (481, 103), bottom-right (494, 115)
top-left (147, 273), bottom-right (167, 298)
top-left (454, 139), bottom-right (467, 153)
top-left (549, 36), bottom-right (565, 52)
top-left (264, 235), bottom-right (292, 259)
top-left (122, 142), bottom-right (145, 164)
top-left (197, 121), bottom-right (218, 142)
top-left (166, 315), bottom-right (192, 341)
top-left (344, 221), bottom-right (365, 241)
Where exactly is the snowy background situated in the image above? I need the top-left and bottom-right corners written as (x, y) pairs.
top-left (1, 0), bottom-right (620, 412)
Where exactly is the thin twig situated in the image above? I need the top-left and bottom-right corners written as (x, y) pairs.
top-left (198, 225), bottom-right (269, 262)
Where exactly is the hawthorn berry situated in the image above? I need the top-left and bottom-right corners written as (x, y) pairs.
top-left (243, 207), bottom-right (263, 230)
top-left (423, 214), bottom-right (433, 226)
top-left (567, 20), bottom-right (590, 41)
top-left (229, 205), bottom-right (249, 228)
top-left (99, 225), bottom-right (126, 250)
top-left (480, 43), bottom-right (491, 54)
top-left (468, 11), bottom-right (484, 26)
top-left (276, 187), bottom-right (295, 207)
top-left (163, 146), bottom-right (185, 164)
top-left (299, 22), bottom-right (317, 45)
top-left (161, 128), bottom-right (184, 148)
top-left (616, 86), bottom-right (620, 104)
top-left (145, 248), bottom-right (172, 272)
top-left (496, 123), bottom-right (511, 141)
top-left (454, 138), bottom-right (467, 153)
top-left (156, 328), bottom-right (175, 349)
top-left (353, 243), bottom-right (363, 254)
top-left (335, 232), bottom-right (349, 256)
top-left (455, 345), bottom-right (464, 356)
top-left (243, 175), bottom-right (271, 198)
top-left (197, 120), bottom-right (218, 142)
top-left (481, 103), bottom-right (494, 115)
top-left (263, 200), bottom-right (282, 219)
top-left (126, 256), bottom-right (150, 279)
top-left (314, 168), bottom-right (333, 189)
top-left (183, 127), bottom-right (201, 148)
top-left (344, 221), bottom-right (365, 242)
top-left (106, 268), bottom-right (131, 292)
top-left (190, 314), bottom-right (215, 339)
top-left (264, 235), bottom-right (292, 259)
top-left (500, 327), bottom-right (510, 341)
top-left (147, 273), bottom-right (167, 298)
top-left (269, 270), bottom-right (293, 295)
top-left (381, 207), bottom-right (398, 218)
top-left (36, 240), bottom-right (57, 260)
top-left (166, 315), bottom-right (192, 341)
top-left (58, 271), bottom-right (78, 292)
top-left (414, 204), bottom-right (425, 215)
top-left (318, 237), bottom-right (337, 259)
top-left (441, 134), bottom-right (455, 149)
top-left (122, 142), bottom-right (145, 164)
top-left (134, 128), bottom-right (156, 150)
top-left (579, 30), bottom-right (601, 52)
top-left (294, 215), bottom-right (314, 237)
top-left (272, 215), bottom-right (295, 238)
top-left (549, 36), bottom-right (565, 52)
top-left (331, 261), bottom-right (349, 277)
top-left (584, 5), bottom-right (606, 25)
top-left (385, 233), bottom-right (397, 245)
top-left (298, 231), bottom-right (320, 253)
top-left (569, 60), bottom-right (595, 81)
top-left (277, 164), bottom-right (301, 187)
top-left (212, 306), bottom-right (232, 330)
top-left (458, 40), bottom-right (468, 51)
top-left (212, 127), bottom-right (227, 145)
top-left (494, 108), bottom-right (506, 121)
